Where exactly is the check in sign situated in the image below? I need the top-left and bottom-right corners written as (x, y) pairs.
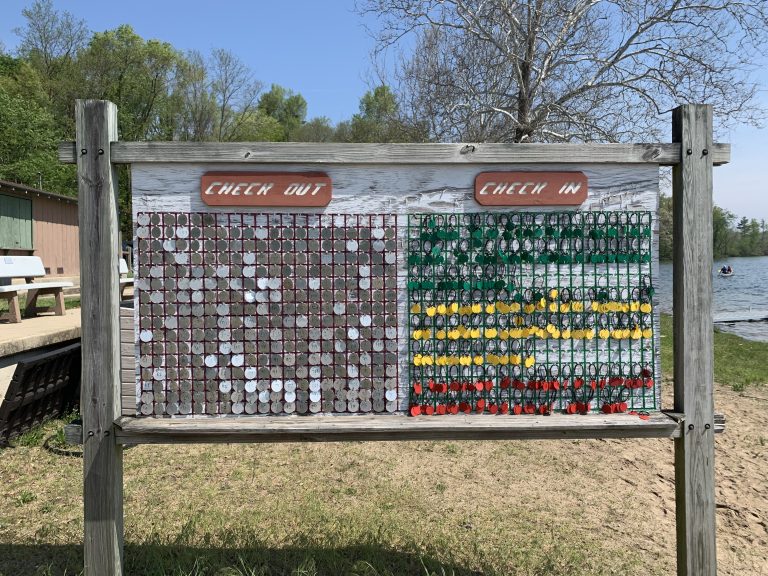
top-left (201, 172), bottom-right (332, 207)
top-left (474, 171), bottom-right (588, 206)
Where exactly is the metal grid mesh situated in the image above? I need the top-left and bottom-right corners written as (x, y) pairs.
top-left (134, 212), bottom-right (399, 416)
top-left (406, 211), bottom-right (657, 416)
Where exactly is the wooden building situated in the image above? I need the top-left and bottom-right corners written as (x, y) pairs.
top-left (0, 180), bottom-right (79, 277)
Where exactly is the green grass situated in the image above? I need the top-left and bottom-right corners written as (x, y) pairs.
top-left (0, 294), bottom-right (80, 314)
top-left (660, 313), bottom-right (767, 390)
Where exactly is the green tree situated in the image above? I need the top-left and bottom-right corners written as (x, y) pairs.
top-left (293, 116), bottom-right (336, 142)
top-left (713, 206), bottom-right (737, 259)
top-left (658, 194), bottom-right (673, 261)
top-left (0, 85), bottom-right (75, 194)
top-left (78, 25), bottom-right (180, 140)
top-left (736, 217), bottom-right (761, 256)
top-left (257, 84), bottom-right (307, 140)
top-left (343, 85), bottom-right (427, 143)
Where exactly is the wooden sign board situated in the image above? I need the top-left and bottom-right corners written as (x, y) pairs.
top-left (201, 171), bottom-right (332, 207)
top-left (130, 162), bottom-right (660, 419)
top-left (475, 171), bottom-right (587, 206)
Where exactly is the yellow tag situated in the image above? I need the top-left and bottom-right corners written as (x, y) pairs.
top-left (436, 329), bottom-right (446, 340)
top-left (509, 303), bottom-right (521, 313)
top-left (499, 330), bottom-right (509, 340)
top-left (586, 329), bottom-right (595, 340)
top-left (510, 354), bottom-right (521, 365)
top-left (524, 356), bottom-right (535, 368)
top-left (437, 304), bottom-right (447, 315)
top-left (473, 355), bottom-right (484, 366)
top-left (572, 329), bottom-right (583, 339)
top-left (521, 328), bottom-right (531, 338)
top-left (523, 304), bottom-right (535, 314)
top-left (631, 328), bottom-right (642, 340)
top-left (499, 355), bottom-right (509, 365)
top-left (552, 329), bottom-right (561, 339)
top-left (413, 355), bottom-right (422, 366)
top-left (496, 302), bottom-right (509, 314)
top-left (561, 328), bottom-right (571, 339)
top-left (460, 356), bottom-right (471, 366)
top-left (546, 324), bottom-right (556, 334)
top-left (630, 301), bottom-right (640, 312)
top-left (642, 328), bottom-right (653, 339)
top-left (599, 329), bottom-right (610, 339)
top-left (422, 356), bottom-right (433, 366)
top-left (485, 303), bottom-right (495, 314)
top-left (560, 303), bottom-right (571, 313)
top-left (437, 356), bottom-right (446, 366)
top-left (484, 328), bottom-right (498, 338)
top-left (550, 289), bottom-right (559, 299)
top-left (640, 303), bottom-right (652, 313)
top-left (426, 306), bottom-right (436, 317)
top-left (412, 330), bottom-right (422, 340)
top-left (611, 329), bottom-right (623, 339)
top-left (487, 355), bottom-right (498, 365)
top-left (450, 302), bottom-right (459, 314)
top-left (410, 303), bottom-right (421, 314)
top-left (448, 329), bottom-right (461, 340)
top-left (470, 328), bottom-right (481, 339)
top-left (471, 303), bottom-right (482, 314)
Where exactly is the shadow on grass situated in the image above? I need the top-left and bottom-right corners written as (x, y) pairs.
top-left (0, 542), bottom-right (481, 576)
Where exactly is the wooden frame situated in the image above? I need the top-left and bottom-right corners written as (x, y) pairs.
top-left (62, 101), bottom-right (725, 576)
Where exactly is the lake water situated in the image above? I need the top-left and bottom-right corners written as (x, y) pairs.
top-left (657, 256), bottom-right (768, 342)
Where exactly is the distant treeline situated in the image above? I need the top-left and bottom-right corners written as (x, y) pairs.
top-left (0, 2), bottom-right (425, 236)
top-left (658, 195), bottom-right (768, 261)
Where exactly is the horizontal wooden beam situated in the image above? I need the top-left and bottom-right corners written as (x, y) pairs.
top-left (59, 141), bottom-right (730, 166)
top-left (115, 412), bottom-right (683, 444)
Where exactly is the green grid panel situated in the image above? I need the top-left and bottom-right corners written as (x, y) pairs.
top-left (406, 212), bottom-right (658, 417)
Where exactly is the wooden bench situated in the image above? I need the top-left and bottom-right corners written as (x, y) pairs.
top-left (119, 258), bottom-right (133, 299)
top-left (0, 256), bottom-right (74, 323)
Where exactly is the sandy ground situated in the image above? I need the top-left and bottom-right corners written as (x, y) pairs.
top-left (565, 381), bottom-right (768, 575)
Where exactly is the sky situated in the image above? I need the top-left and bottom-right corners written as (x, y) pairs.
top-left (1, 0), bottom-right (767, 222)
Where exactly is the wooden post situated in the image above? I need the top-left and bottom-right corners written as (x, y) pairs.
top-left (672, 104), bottom-right (717, 576)
top-left (76, 100), bottom-right (123, 575)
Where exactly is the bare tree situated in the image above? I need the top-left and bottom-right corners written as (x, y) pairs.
top-left (210, 48), bottom-right (263, 141)
top-left (175, 51), bottom-right (217, 141)
top-left (15, 0), bottom-right (88, 84)
top-left (173, 49), bottom-right (263, 141)
top-left (360, 0), bottom-right (768, 142)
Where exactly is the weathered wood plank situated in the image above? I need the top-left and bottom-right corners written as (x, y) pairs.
top-left (120, 306), bottom-right (135, 417)
top-left (132, 162), bottom-right (660, 215)
top-left (114, 412), bottom-right (680, 444)
top-left (58, 141), bottom-right (731, 166)
top-left (672, 105), bottom-right (717, 576)
top-left (76, 99), bottom-right (124, 575)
